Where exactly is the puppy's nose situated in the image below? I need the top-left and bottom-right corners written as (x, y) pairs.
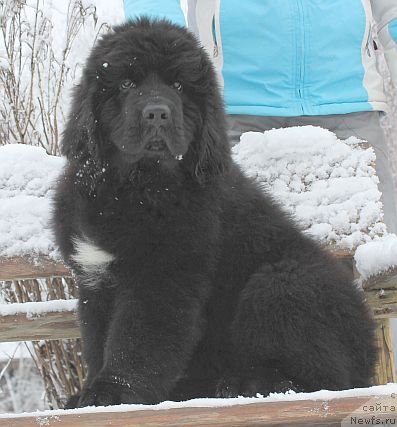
top-left (142, 104), bottom-right (171, 127)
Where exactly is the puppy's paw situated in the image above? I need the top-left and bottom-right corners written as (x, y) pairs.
top-left (215, 375), bottom-right (275, 398)
top-left (77, 382), bottom-right (121, 407)
top-left (64, 393), bottom-right (81, 409)
top-left (215, 375), bottom-right (241, 398)
top-left (76, 375), bottom-right (157, 407)
top-left (216, 370), bottom-right (301, 398)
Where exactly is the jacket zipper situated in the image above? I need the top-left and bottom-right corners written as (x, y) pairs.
top-left (212, 15), bottom-right (219, 58)
top-left (365, 23), bottom-right (374, 57)
top-left (296, 0), bottom-right (305, 114)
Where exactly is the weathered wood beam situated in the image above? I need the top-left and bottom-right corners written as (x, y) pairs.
top-left (0, 300), bottom-right (79, 342)
top-left (363, 267), bottom-right (397, 291)
top-left (1, 290), bottom-right (396, 343)
top-left (2, 291), bottom-right (395, 343)
top-left (0, 245), bottom-right (356, 281)
top-left (0, 395), bottom-right (394, 427)
top-left (0, 256), bottom-right (70, 281)
top-left (0, 265), bottom-right (396, 343)
top-left (362, 268), bottom-right (397, 319)
top-left (373, 319), bottom-right (396, 384)
top-left (365, 288), bottom-right (397, 318)
top-left (0, 246), bottom-right (354, 283)
top-left (0, 296), bottom-right (394, 343)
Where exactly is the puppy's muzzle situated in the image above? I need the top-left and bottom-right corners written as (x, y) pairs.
top-left (142, 103), bottom-right (173, 152)
top-left (142, 104), bottom-right (171, 127)
top-left (145, 138), bottom-right (167, 152)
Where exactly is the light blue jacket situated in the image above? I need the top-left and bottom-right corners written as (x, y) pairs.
top-left (124, 0), bottom-right (397, 117)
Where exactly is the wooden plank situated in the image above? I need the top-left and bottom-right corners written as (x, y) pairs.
top-left (363, 267), bottom-right (397, 291)
top-left (373, 319), bottom-right (396, 385)
top-left (326, 247), bottom-right (354, 258)
top-left (0, 395), bottom-right (393, 427)
top-left (0, 248), bottom-right (354, 282)
top-left (0, 282), bottom-right (395, 343)
top-left (0, 256), bottom-right (70, 281)
top-left (362, 269), bottom-right (397, 318)
top-left (0, 307), bottom-right (79, 342)
top-left (0, 292), bottom-right (393, 343)
top-left (365, 288), bottom-right (397, 318)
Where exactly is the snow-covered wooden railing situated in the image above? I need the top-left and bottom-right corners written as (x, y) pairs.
top-left (0, 256), bottom-right (69, 281)
top-left (1, 386), bottom-right (397, 426)
top-left (365, 268), bottom-right (397, 318)
top-left (4, 254), bottom-right (396, 318)
top-left (1, 130), bottom-right (397, 422)
top-left (0, 298), bottom-right (78, 342)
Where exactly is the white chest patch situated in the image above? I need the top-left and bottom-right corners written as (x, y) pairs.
top-left (71, 236), bottom-right (115, 288)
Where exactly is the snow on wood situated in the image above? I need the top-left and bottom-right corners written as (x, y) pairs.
top-left (1, 277), bottom-right (396, 343)
top-left (233, 126), bottom-right (386, 249)
top-left (0, 385), bottom-right (397, 426)
top-left (0, 299), bottom-right (77, 317)
top-left (232, 126), bottom-right (397, 278)
top-left (0, 299), bottom-right (79, 342)
top-left (0, 256), bottom-right (70, 281)
top-left (355, 234), bottom-right (397, 279)
top-left (0, 144), bottom-right (65, 259)
top-left (1, 126), bottom-right (396, 279)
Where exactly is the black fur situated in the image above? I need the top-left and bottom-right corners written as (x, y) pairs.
top-left (53, 18), bottom-right (377, 407)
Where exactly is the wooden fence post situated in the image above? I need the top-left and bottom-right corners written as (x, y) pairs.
top-left (373, 319), bottom-right (396, 384)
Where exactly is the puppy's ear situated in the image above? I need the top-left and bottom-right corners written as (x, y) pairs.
top-left (61, 77), bottom-right (98, 161)
top-left (193, 88), bottom-right (231, 183)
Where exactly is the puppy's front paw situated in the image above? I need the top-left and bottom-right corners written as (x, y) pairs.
top-left (64, 393), bottom-right (81, 409)
top-left (216, 369), bottom-right (302, 398)
top-left (215, 375), bottom-right (241, 398)
top-left (78, 382), bottom-right (121, 407)
top-left (77, 375), bottom-right (156, 407)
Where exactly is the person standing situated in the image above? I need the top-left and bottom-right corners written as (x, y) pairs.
top-left (124, 0), bottom-right (397, 233)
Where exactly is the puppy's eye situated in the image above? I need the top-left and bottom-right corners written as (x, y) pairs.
top-left (120, 79), bottom-right (136, 90)
top-left (172, 81), bottom-right (183, 92)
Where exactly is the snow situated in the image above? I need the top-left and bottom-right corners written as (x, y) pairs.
top-left (1, 125), bottom-right (397, 278)
top-left (0, 144), bottom-right (65, 259)
top-left (355, 234), bottom-right (397, 279)
top-left (0, 299), bottom-right (77, 364)
top-left (0, 0), bottom-right (393, 416)
top-left (0, 0), bottom-right (394, 279)
top-left (0, 343), bottom-right (31, 362)
top-left (0, 384), bottom-right (396, 420)
top-left (232, 126), bottom-right (386, 249)
top-left (0, 299), bottom-right (77, 318)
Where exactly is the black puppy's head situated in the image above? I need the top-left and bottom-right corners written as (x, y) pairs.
top-left (62, 18), bottom-right (230, 183)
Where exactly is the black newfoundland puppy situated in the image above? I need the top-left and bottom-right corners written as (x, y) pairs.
top-left (53, 18), bottom-right (376, 407)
